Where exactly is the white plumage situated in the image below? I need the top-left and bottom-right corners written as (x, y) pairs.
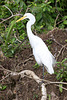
top-left (16, 13), bottom-right (56, 74)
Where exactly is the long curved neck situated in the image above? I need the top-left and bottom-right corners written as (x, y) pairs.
top-left (26, 21), bottom-right (35, 47)
top-left (26, 21), bottom-right (34, 38)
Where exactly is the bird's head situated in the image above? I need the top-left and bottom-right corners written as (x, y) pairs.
top-left (16, 13), bottom-right (36, 24)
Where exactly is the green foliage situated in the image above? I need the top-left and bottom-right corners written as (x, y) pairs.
top-left (46, 39), bottom-right (53, 50)
top-left (55, 58), bottom-right (67, 92)
top-left (46, 39), bottom-right (52, 44)
top-left (33, 93), bottom-right (38, 99)
top-left (6, 19), bottom-right (16, 40)
top-left (33, 63), bottom-right (40, 69)
top-left (0, 84), bottom-right (7, 91)
top-left (59, 84), bottom-right (63, 93)
top-left (47, 94), bottom-right (51, 100)
top-left (0, 0), bottom-right (67, 57)
top-left (55, 58), bottom-right (67, 81)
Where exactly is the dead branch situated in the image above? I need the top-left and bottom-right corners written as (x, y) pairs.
top-left (44, 0), bottom-right (48, 3)
top-left (0, 14), bottom-right (22, 24)
top-left (47, 28), bottom-right (58, 35)
top-left (0, 64), bottom-right (67, 100)
top-left (50, 35), bottom-right (67, 50)
top-left (54, 14), bottom-right (60, 28)
top-left (11, 70), bottom-right (47, 100)
top-left (0, 49), bottom-right (5, 61)
top-left (55, 84), bottom-right (67, 91)
top-left (0, 73), bottom-right (10, 82)
top-left (56, 19), bottom-right (66, 26)
top-left (0, 65), bottom-right (12, 73)
top-left (0, 5), bottom-right (23, 24)
top-left (25, 7), bottom-right (31, 13)
top-left (0, 65), bottom-right (67, 85)
top-left (46, 30), bottom-right (67, 60)
top-left (56, 44), bottom-right (67, 60)
top-left (50, 36), bottom-right (63, 47)
top-left (0, 65), bottom-right (47, 100)
top-left (3, 5), bottom-right (13, 16)
top-left (16, 57), bottom-right (33, 67)
top-left (14, 32), bottom-right (22, 43)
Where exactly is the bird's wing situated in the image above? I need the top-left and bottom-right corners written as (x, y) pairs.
top-left (33, 38), bottom-right (55, 66)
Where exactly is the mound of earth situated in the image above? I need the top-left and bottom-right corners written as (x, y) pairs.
top-left (0, 28), bottom-right (67, 100)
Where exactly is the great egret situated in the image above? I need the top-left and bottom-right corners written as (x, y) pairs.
top-left (16, 13), bottom-right (56, 77)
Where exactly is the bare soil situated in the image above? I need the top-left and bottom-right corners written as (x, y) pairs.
top-left (0, 28), bottom-right (67, 100)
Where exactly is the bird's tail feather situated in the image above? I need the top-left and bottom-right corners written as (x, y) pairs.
top-left (48, 67), bottom-right (54, 74)
top-left (45, 65), bottom-right (54, 74)
top-left (51, 54), bottom-right (56, 67)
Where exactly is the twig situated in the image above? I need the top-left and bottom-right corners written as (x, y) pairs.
top-left (56, 44), bottom-right (67, 60)
top-left (0, 73), bottom-right (11, 82)
top-left (42, 79), bottom-right (67, 85)
top-left (16, 57), bottom-right (33, 67)
top-left (3, 5), bottom-right (13, 15)
top-left (45, 0), bottom-right (48, 3)
top-left (19, 70), bottom-right (47, 100)
top-left (0, 14), bottom-right (23, 24)
top-left (14, 36), bottom-right (28, 54)
top-left (25, 7), bottom-right (30, 13)
top-left (47, 28), bottom-right (58, 35)
top-left (0, 5), bottom-right (23, 24)
top-left (0, 65), bottom-right (14, 73)
top-left (48, 33), bottom-right (67, 49)
top-left (0, 65), bottom-right (67, 85)
top-left (55, 84), bottom-right (67, 91)
top-left (55, 0), bottom-right (63, 17)
top-left (49, 36), bottom-right (62, 47)
top-left (23, 57), bottom-right (33, 64)
top-left (56, 19), bottom-right (66, 26)
top-left (14, 33), bottom-right (22, 43)
top-left (54, 14), bottom-right (59, 28)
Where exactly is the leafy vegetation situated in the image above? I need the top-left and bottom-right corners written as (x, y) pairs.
top-left (0, 0), bottom-right (67, 57)
top-left (0, 84), bottom-right (7, 91)
top-left (33, 63), bottom-right (40, 69)
top-left (55, 58), bottom-right (67, 81)
top-left (55, 58), bottom-right (67, 92)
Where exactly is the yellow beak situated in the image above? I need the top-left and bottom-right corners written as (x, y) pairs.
top-left (16, 16), bottom-right (26, 22)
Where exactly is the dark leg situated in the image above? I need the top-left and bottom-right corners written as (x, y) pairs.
top-left (42, 64), bottom-right (44, 79)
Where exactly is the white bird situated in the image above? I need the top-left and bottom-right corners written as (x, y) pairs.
top-left (16, 13), bottom-right (56, 77)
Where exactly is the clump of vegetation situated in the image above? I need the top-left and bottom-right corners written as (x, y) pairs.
top-left (0, 0), bottom-right (67, 57)
top-left (33, 63), bottom-right (40, 69)
top-left (0, 84), bottom-right (7, 91)
top-left (55, 58), bottom-right (67, 92)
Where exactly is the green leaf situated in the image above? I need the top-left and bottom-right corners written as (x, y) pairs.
top-left (47, 1), bottom-right (51, 4)
top-left (0, 85), bottom-right (7, 91)
top-left (59, 84), bottom-right (63, 93)
top-left (2, 85), bottom-right (7, 90)
top-left (65, 39), bottom-right (67, 42)
top-left (48, 25), bottom-right (53, 30)
top-left (33, 63), bottom-right (39, 69)
top-left (57, 0), bottom-right (59, 2)
top-left (56, 73), bottom-right (61, 80)
top-left (6, 20), bottom-right (16, 40)
top-left (63, 20), bottom-right (67, 25)
top-left (63, 16), bottom-right (67, 20)
top-left (62, 58), bottom-right (67, 63)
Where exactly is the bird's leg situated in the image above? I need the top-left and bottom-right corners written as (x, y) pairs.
top-left (39, 64), bottom-right (44, 85)
top-left (42, 64), bottom-right (44, 80)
